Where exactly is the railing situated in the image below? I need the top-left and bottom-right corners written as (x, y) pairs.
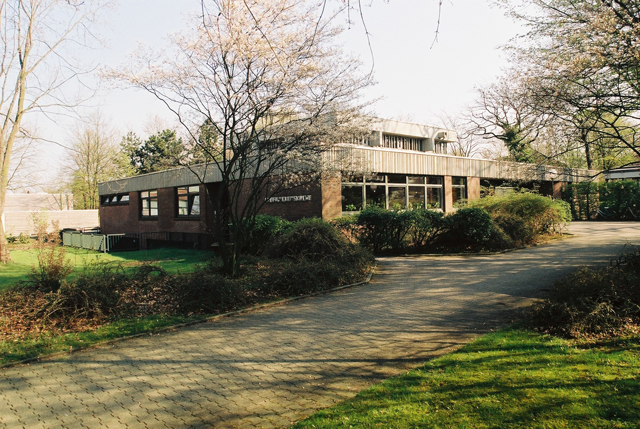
top-left (62, 231), bottom-right (215, 252)
top-left (138, 231), bottom-right (216, 251)
top-left (62, 231), bottom-right (139, 253)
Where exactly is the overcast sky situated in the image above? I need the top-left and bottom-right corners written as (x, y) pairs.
top-left (29, 0), bottom-right (524, 187)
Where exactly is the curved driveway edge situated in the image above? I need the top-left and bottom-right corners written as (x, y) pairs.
top-left (1, 222), bottom-right (639, 428)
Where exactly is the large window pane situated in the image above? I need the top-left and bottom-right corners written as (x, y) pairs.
top-left (427, 187), bottom-right (442, 209)
top-left (426, 176), bottom-right (443, 185)
top-left (408, 186), bottom-right (425, 209)
top-left (150, 199), bottom-right (158, 216)
top-left (342, 173), bottom-right (363, 183)
top-left (178, 195), bottom-right (189, 216)
top-left (191, 195), bottom-right (201, 215)
top-left (452, 187), bottom-right (466, 205)
top-left (177, 186), bottom-right (200, 217)
top-left (452, 177), bottom-right (467, 206)
top-left (341, 185), bottom-right (363, 211)
top-left (366, 174), bottom-right (385, 183)
top-left (408, 175), bottom-right (425, 184)
top-left (388, 187), bottom-right (406, 209)
top-left (387, 174), bottom-right (406, 184)
top-left (366, 185), bottom-right (386, 208)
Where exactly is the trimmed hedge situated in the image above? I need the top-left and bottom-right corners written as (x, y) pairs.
top-left (337, 193), bottom-right (568, 254)
top-left (470, 192), bottom-right (570, 244)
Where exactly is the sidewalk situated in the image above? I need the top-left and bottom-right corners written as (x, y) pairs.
top-left (1, 222), bottom-right (639, 428)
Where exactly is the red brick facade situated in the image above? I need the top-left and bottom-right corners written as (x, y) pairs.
top-left (100, 186), bottom-right (209, 235)
top-left (99, 173), bottom-right (520, 236)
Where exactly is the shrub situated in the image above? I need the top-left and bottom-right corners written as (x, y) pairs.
top-left (331, 215), bottom-right (359, 242)
top-left (244, 215), bottom-right (294, 255)
top-left (492, 212), bottom-right (535, 246)
top-left (355, 207), bottom-right (414, 253)
top-left (442, 207), bottom-right (495, 248)
top-left (470, 192), bottom-right (570, 236)
top-left (28, 242), bottom-right (73, 292)
top-left (264, 218), bottom-right (374, 295)
top-left (264, 246), bottom-right (373, 296)
top-left (171, 269), bottom-right (246, 314)
top-left (598, 180), bottom-right (640, 220)
top-left (408, 209), bottom-right (447, 250)
top-left (529, 259), bottom-right (640, 339)
top-left (268, 218), bottom-right (355, 260)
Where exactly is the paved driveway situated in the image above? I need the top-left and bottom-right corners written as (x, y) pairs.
top-left (1, 222), bottom-right (639, 428)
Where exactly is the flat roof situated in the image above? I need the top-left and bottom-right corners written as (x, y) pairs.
top-left (99, 145), bottom-right (596, 195)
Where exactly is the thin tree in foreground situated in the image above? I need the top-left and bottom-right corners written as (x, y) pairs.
top-left (113, 0), bottom-right (373, 276)
top-left (0, 0), bottom-right (110, 263)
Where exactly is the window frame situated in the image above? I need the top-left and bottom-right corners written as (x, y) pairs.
top-left (451, 176), bottom-right (467, 206)
top-left (340, 174), bottom-right (444, 212)
top-left (176, 185), bottom-right (201, 218)
top-left (140, 190), bottom-right (159, 218)
top-left (100, 193), bottom-right (130, 206)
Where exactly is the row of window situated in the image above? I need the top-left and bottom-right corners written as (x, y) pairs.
top-left (100, 193), bottom-right (130, 205)
top-left (341, 174), bottom-right (466, 211)
top-left (102, 186), bottom-right (201, 219)
top-left (382, 135), bottom-right (423, 151)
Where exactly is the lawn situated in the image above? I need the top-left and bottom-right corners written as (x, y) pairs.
top-left (292, 329), bottom-right (640, 429)
top-left (0, 246), bottom-right (213, 291)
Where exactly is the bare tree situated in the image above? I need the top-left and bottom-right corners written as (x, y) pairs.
top-left (66, 115), bottom-right (131, 209)
top-left (436, 112), bottom-right (486, 158)
top-left (0, 0), bottom-right (110, 263)
top-left (7, 129), bottom-right (42, 191)
top-left (467, 77), bottom-right (548, 163)
top-left (495, 0), bottom-right (640, 165)
top-left (112, 0), bottom-right (373, 276)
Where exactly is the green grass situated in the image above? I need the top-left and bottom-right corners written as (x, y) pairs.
top-left (0, 247), bottom-right (213, 291)
top-left (0, 314), bottom-right (209, 366)
top-left (292, 329), bottom-right (640, 429)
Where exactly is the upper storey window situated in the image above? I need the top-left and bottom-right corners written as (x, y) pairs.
top-left (382, 134), bottom-right (422, 151)
top-left (435, 141), bottom-right (447, 154)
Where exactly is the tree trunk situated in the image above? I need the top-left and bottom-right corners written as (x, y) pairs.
top-left (0, 213), bottom-right (10, 263)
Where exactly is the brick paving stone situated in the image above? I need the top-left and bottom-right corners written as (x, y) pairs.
top-left (1, 222), bottom-right (639, 428)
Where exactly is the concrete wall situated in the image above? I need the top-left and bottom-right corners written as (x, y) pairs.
top-left (4, 193), bottom-right (73, 211)
top-left (2, 210), bottom-right (98, 235)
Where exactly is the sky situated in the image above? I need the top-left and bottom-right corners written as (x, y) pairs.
top-left (26, 0), bottom-right (525, 189)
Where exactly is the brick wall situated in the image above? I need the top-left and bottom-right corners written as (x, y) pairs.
top-left (100, 186), bottom-right (208, 235)
top-left (467, 176), bottom-right (481, 201)
top-left (321, 174), bottom-right (342, 220)
top-left (256, 180), bottom-right (324, 221)
top-left (443, 176), bottom-right (453, 212)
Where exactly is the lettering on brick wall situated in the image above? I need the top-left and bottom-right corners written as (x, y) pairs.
top-left (266, 195), bottom-right (312, 203)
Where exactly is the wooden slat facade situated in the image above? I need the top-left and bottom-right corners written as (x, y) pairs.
top-left (99, 145), bottom-right (595, 196)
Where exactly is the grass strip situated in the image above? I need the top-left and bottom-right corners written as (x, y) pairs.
top-left (0, 247), bottom-right (213, 291)
top-left (292, 329), bottom-right (640, 429)
top-left (0, 314), bottom-right (207, 366)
